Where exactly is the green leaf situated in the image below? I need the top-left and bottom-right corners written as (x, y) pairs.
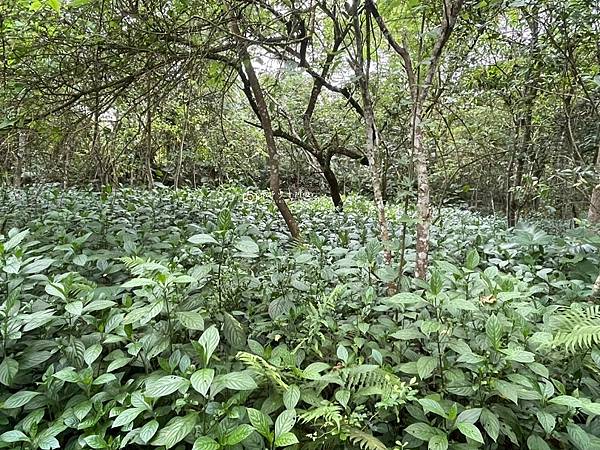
top-left (112, 407), bottom-right (144, 428)
top-left (0, 358), bottom-right (18, 386)
top-left (198, 326), bottom-right (220, 365)
top-left (486, 314), bottom-right (502, 349)
top-left (480, 408), bottom-right (500, 442)
top-left (495, 380), bottom-right (518, 404)
top-left (283, 385), bottom-right (300, 410)
top-left (84, 435), bottom-right (107, 449)
top-left (336, 344), bottom-right (349, 363)
top-left (465, 249), bottom-right (480, 270)
top-left (45, 283), bottom-right (66, 301)
top-left (225, 424), bottom-right (254, 445)
top-left (502, 349), bottom-right (535, 363)
top-left (223, 312), bottom-right (245, 348)
top-left (176, 311), bottom-right (205, 330)
top-left (274, 431), bottom-right (299, 447)
top-left (0, 430), bottom-right (30, 443)
top-left (151, 414), bottom-right (197, 449)
top-left (139, 420), bottom-right (159, 444)
top-left (65, 301), bottom-right (83, 316)
top-left (188, 233), bottom-right (218, 245)
top-left (190, 369), bottom-right (214, 397)
top-left (428, 434), bottom-right (448, 450)
top-left (528, 434), bottom-right (551, 450)
top-left (4, 230), bottom-right (29, 251)
top-left (234, 237), bottom-right (259, 254)
top-left (275, 410), bottom-right (296, 438)
top-left (567, 423), bottom-right (591, 450)
top-left (3, 391), bottom-right (41, 409)
top-left (457, 423), bottom-right (484, 444)
top-left (84, 344), bottom-right (102, 366)
top-left (456, 408), bottom-right (482, 425)
top-left (405, 423), bottom-right (440, 441)
top-left (145, 375), bottom-right (190, 398)
top-left (536, 411), bottom-right (556, 434)
top-left (417, 356), bottom-right (437, 380)
top-left (418, 399), bottom-right (447, 418)
top-left (218, 371), bottom-right (257, 391)
top-left (53, 367), bottom-right (80, 383)
top-left (302, 362), bottom-right (330, 380)
top-left (248, 408), bottom-right (272, 438)
top-left (549, 395), bottom-right (583, 408)
top-left (121, 278), bottom-right (155, 289)
top-left (192, 436), bottom-right (220, 450)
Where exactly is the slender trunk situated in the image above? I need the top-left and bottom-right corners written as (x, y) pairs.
top-left (413, 105), bottom-right (430, 279)
top-left (319, 155), bottom-right (343, 209)
top-left (588, 144), bottom-right (600, 224)
top-left (14, 131), bottom-right (25, 187)
top-left (231, 16), bottom-right (300, 239)
top-left (174, 100), bottom-right (189, 190)
top-left (352, 8), bottom-right (392, 263)
top-left (145, 87), bottom-right (154, 189)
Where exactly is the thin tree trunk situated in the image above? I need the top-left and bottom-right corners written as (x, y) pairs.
top-left (413, 105), bottom-right (430, 279)
top-left (145, 86), bottom-right (154, 189)
top-left (174, 100), bottom-right (189, 190)
top-left (319, 155), bottom-right (343, 209)
top-left (588, 143), bottom-right (600, 224)
top-left (14, 131), bottom-right (24, 187)
top-left (352, 8), bottom-right (392, 263)
top-left (231, 16), bottom-right (300, 239)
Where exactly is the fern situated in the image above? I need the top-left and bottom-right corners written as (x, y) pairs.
top-left (346, 427), bottom-right (388, 450)
top-left (552, 304), bottom-right (600, 352)
top-left (340, 365), bottom-right (410, 402)
top-left (299, 403), bottom-right (343, 430)
top-left (236, 351), bottom-right (288, 389)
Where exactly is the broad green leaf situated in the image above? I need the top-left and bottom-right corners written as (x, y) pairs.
top-left (0, 358), bottom-right (18, 386)
top-left (112, 407), bottom-right (144, 428)
top-left (248, 408), bottom-right (271, 438)
top-left (145, 375), bottom-right (190, 398)
top-left (225, 424), bottom-right (254, 445)
top-left (190, 369), bottom-right (214, 397)
top-left (283, 385), bottom-right (300, 410)
top-left (457, 423), bottom-right (484, 444)
top-left (151, 414), bottom-right (197, 449)
top-left (0, 430), bottom-right (30, 443)
top-left (192, 436), bottom-right (220, 450)
top-left (536, 411), bottom-right (555, 434)
top-left (274, 431), bottom-right (299, 447)
top-left (188, 233), bottom-right (218, 245)
top-left (84, 344), bottom-right (102, 366)
top-left (198, 326), bottom-right (220, 365)
top-left (275, 410), bottom-right (296, 438)
top-left (3, 391), bottom-right (40, 409)
top-left (176, 311), bottom-right (205, 330)
top-left (139, 420), bottom-right (159, 444)
top-left (405, 423), bottom-right (440, 441)
top-left (428, 434), bottom-right (448, 450)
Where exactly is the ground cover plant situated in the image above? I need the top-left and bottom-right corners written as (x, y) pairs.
top-left (2, 186), bottom-right (600, 450)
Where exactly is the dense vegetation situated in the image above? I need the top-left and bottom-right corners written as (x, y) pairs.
top-left (1, 187), bottom-right (600, 449)
top-left (2, 0), bottom-right (600, 449)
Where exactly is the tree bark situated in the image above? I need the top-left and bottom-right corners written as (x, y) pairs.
top-left (231, 16), bottom-right (300, 239)
top-left (14, 131), bottom-right (25, 188)
top-left (588, 144), bottom-right (600, 224)
top-left (319, 155), bottom-right (343, 209)
top-left (352, 7), bottom-right (392, 263)
top-left (412, 105), bottom-right (430, 279)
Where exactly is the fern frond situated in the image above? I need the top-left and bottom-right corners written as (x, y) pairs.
top-left (346, 427), bottom-right (388, 450)
top-left (340, 365), bottom-right (410, 402)
top-left (552, 304), bottom-right (600, 352)
top-left (299, 403), bottom-right (343, 430)
top-left (236, 351), bottom-right (288, 389)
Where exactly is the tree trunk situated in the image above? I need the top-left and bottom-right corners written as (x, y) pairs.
top-left (231, 16), bottom-right (300, 239)
top-left (174, 99), bottom-right (189, 190)
top-left (352, 8), bottom-right (392, 263)
top-left (14, 131), bottom-right (25, 188)
top-left (145, 88), bottom-right (154, 189)
top-left (413, 105), bottom-right (431, 279)
top-left (319, 155), bottom-right (343, 209)
top-left (588, 144), bottom-right (600, 224)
